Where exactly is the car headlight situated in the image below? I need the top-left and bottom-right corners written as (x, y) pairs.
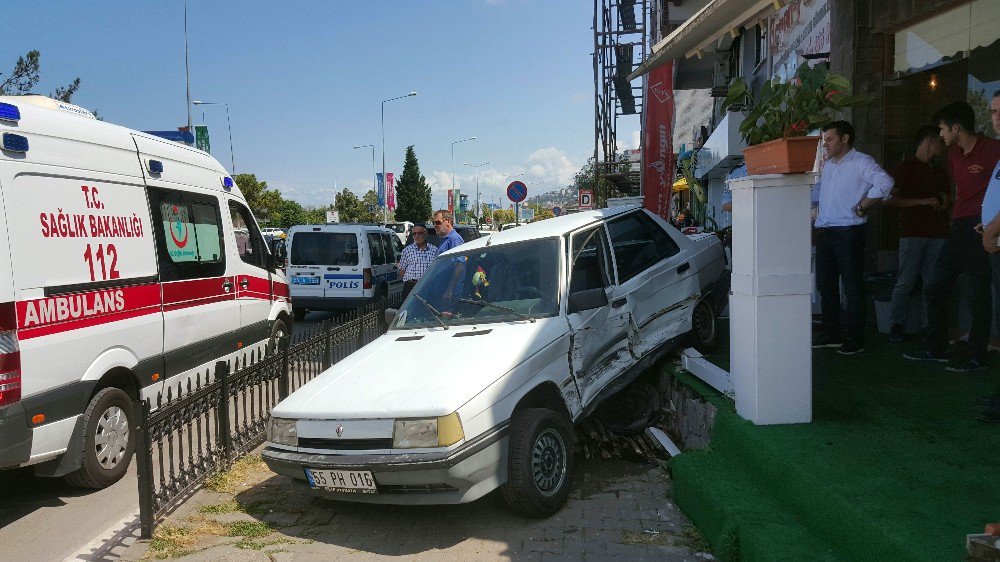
top-left (268, 417), bottom-right (298, 447)
top-left (392, 412), bottom-right (464, 448)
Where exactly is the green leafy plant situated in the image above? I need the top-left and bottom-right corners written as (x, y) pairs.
top-left (722, 62), bottom-right (871, 145)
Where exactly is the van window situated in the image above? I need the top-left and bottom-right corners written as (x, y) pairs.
top-left (290, 232), bottom-right (359, 266)
top-left (228, 201), bottom-right (265, 269)
top-left (148, 188), bottom-right (226, 281)
top-left (380, 234), bottom-right (399, 264)
top-left (367, 233), bottom-right (387, 266)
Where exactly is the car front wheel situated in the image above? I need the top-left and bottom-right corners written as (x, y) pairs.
top-left (501, 408), bottom-right (574, 518)
top-left (63, 387), bottom-right (135, 489)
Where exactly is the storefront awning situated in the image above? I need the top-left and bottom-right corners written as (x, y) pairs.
top-left (629, 0), bottom-right (782, 81)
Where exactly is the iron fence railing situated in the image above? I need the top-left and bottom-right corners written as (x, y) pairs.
top-left (135, 294), bottom-right (403, 538)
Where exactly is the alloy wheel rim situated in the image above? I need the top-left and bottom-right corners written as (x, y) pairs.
top-left (531, 428), bottom-right (567, 497)
top-left (94, 405), bottom-right (129, 470)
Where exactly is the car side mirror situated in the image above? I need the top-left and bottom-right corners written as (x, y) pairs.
top-left (384, 308), bottom-right (398, 326)
top-left (269, 239), bottom-right (287, 269)
top-left (568, 287), bottom-right (608, 314)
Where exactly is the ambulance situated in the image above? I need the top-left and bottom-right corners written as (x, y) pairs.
top-left (0, 95), bottom-right (292, 488)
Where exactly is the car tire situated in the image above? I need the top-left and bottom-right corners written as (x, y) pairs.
top-left (501, 408), bottom-right (574, 518)
top-left (63, 387), bottom-right (135, 489)
top-left (268, 317), bottom-right (290, 356)
top-left (293, 307), bottom-right (307, 322)
top-left (686, 298), bottom-right (719, 353)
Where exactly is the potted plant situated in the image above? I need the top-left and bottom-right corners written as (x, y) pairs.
top-left (722, 62), bottom-right (871, 174)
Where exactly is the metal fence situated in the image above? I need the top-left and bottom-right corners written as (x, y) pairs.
top-left (135, 295), bottom-right (403, 538)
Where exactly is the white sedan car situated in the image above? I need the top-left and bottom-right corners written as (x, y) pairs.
top-left (263, 207), bottom-right (728, 517)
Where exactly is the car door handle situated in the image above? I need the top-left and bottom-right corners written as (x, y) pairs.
top-left (239, 278), bottom-right (249, 289)
top-left (677, 262), bottom-right (691, 274)
top-left (327, 267), bottom-right (340, 271)
top-left (222, 280), bottom-right (234, 292)
top-left (611, 297), bottom-right (627, 308)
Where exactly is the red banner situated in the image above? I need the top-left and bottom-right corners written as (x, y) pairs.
top-left (447, 189), bottom-right (454, 214)
top-left (386, 172), bottom-right (396, 210)
top-left (642, 61), bottom-right (675, 221)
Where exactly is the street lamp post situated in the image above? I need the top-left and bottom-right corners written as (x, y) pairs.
top-left (450, 137), bottom-right (476, 219)
top-left (353, 144), bottom-right (376, 211)
top-left (464, 162), bottom-right (489, 225)
top-left (192, 100), bottom-right (236, 174)
top-left (381, 92), bottom-right (417, 223)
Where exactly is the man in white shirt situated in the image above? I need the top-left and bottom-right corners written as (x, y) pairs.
top-left (811, 121), bottom-right (894, 354)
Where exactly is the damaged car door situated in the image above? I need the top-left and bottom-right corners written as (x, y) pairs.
top-left (606, 210), bottom-right (694, 358)
top-left (566, 224), bottom-right (634, 408)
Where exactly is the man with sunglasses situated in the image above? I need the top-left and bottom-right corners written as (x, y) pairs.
top-left (433, 210), bottom-right (467, 302)
top-left (398, 225), bottom-right (438, 300)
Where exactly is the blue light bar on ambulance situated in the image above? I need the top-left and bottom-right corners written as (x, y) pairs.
top-left (2, 133), bottom-right (29, 153)
top-left (142, 130), bottom-right (195, 144)
top-left (0, 103), bottom-right (21, 122)
top-left (223, 177), bottom-right (234, 190)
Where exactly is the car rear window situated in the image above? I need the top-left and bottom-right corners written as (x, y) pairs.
top-left (291, 232), bottom-right (359, 266)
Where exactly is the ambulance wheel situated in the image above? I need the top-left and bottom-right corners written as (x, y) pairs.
top-left (501, 408), bottom-right (573, 518)
top-left (268, 318), bottom-right (290, 356)
top-left (64, 387), bottom-right (135, 489)
top-left (293, 307), bottom-right (307, 322)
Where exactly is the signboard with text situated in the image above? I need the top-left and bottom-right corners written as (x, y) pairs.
top-left (386, 172), bottom-right (396, 210)
top-left (376, 173), bottom-right (385, 206)
top-left (642, 61), bottom-right (674, 221)
top-left (578, 189), bottom-right (593, 210)
top-left (194, 125), bottom-right (210, 153)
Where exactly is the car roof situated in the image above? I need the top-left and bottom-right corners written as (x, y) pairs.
top-left (438, 206), bottom-right (638, 255)
top-left (289, 224), bottom-right (392, 234)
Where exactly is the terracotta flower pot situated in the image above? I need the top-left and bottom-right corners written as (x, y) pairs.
top-left (743, 136), bottom-right (820, 175)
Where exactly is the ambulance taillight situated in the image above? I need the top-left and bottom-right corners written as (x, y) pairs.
top-left (0, 303), bottom-right (20, 408)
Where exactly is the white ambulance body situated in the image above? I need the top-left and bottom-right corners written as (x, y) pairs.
top-left (0, 95), bottom-right (292, 488)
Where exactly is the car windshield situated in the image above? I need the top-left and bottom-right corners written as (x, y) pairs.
top-left (290, 232), bottom-right (359, 265)
top-left (387, 223), bottom-right (407, 233)
top-left (391, 238), bottom-right (561, 329)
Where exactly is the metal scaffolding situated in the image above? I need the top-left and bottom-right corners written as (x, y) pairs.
top-left (593, 0), bottom-right (648, 202)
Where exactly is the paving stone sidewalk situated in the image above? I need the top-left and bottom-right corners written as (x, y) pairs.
top-left (123, 452), bottom-right (714, 561)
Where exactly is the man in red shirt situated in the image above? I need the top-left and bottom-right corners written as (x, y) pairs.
top-left (905, 101), bottom-right (1000, 372)
top-left (885, 126), bottom-right (950, 342)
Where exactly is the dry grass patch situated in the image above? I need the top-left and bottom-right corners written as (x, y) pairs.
top-left (198, 499), bottom-right (241, 515)
top-left (205, 454), bottom-right (268, 494)
top-left (144, 524), bottom-right (198, 559)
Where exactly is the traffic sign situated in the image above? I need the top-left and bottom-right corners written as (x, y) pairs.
top-left (579, 189), bottom-right (593, 210)
top-left (507, 181), bottom-right (528, 203)
top-left (552, 206), bottom-right (562, 216)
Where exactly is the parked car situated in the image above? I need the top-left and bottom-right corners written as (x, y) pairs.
top-left (286, 224), bottom-right (404, 321)
top-left (261, 227), bottom-right (287, 239)
top-left (500, 223), bottom-right (522, 231)
top-left (384, 221), bottom-right (413, 245)
top-left (263, 207), bottom-right (728, 516)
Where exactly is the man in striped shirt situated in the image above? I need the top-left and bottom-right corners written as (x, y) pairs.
top-left (397, 224), bottom-right (438, 300)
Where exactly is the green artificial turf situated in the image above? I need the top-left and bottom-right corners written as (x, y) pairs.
top-left (670, 324), bottom-right (1000, 561)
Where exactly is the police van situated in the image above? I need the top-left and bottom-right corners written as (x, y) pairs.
top-left (0, 95), bottom-right (292, 488)
top-left (286, 223), bottom-right (403, 320)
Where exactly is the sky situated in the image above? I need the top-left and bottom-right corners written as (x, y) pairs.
top-left (4, 1), bottom-right (641, 210)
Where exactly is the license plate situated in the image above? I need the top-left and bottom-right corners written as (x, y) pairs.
top-left (292, 276), bottom-right (320, 285)
top-left (304, 468), bottom-right (377, 494)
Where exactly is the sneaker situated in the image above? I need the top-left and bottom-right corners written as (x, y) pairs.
top-left (837, 339), bottom-right (866, 355)
top-left (903, 349), bottom-right (949, 362)
top-left (944, 356), bottom-right (989, 373)
top-left (812, 332), bottom-right (841, 348)
top-left (888, 323), bottom-right (905, 343)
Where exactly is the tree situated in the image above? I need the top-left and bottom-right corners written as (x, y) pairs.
top-left (1, 50), bottom-right (82, 102)
top-left (528, 203), bottom-right (554, 221)
top-left (493, 208), bottom-right (515, 226)
top-left (574, 157), bottom-right (620, 209)
top-left (334, 188), bottom-right (365, 222)
top-left (394, 146), bottom-right (433, 223)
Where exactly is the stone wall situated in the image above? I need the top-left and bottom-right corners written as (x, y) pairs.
top-left (658, 369), bottom-right (717, 450)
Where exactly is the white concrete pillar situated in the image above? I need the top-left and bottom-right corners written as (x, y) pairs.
top-left (729, 173), bottom-right (816, 425)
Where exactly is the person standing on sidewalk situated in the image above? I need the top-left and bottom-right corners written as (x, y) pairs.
top-left (811, 120), bottom-right (894, 355)
top-left (397, 225), bottom-right (437, 301)
top-left (905, 101), bottom-right (1000, 372)
top-left (432, 210), bottom-right (467, 302)
top-left (884, 126), bottom-right (950, 342)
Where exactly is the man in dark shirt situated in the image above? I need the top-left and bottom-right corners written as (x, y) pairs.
top-left (885, 126), bottom-right (950, 342)
top-left (905, 102), bottom-right (1000, 372)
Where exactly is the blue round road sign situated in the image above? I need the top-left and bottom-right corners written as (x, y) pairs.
top-left (552, 206), bottom-right (562, 216)
top-left (507, 181), bottom-right (528, 203)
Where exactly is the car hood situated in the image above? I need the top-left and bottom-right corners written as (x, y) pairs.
top-left (273, 317), bottom-right (567, 419)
